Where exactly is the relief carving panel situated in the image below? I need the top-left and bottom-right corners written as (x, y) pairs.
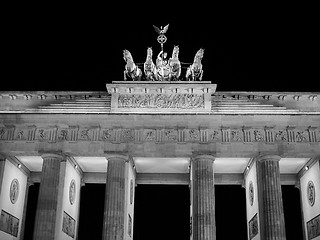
top-left (163, 129), bottom-right (178, 142)
top-left (100, 129), bottom-right (114, 142)
top-left (274, 129), bottom-right (288, 142)
top-left (57, 128), bottom-right (70, 141)
top-left (307, 214), bottom-right (320, 240)
top-left (121, 129), bottom-right (134, 142)
top-left (0, 210), bottom-right (19, 237)
top-left (143, 129), bottom-right (157, 142)
top-left (118, 93), bottom-right (205, 109)
top-left (62, 211), bottom-right (75, 238)
top-left (248, 213), bottom-right (259, 240)
top-left (207, 129), bottom-right (222, 142)
top-left (35, 128), bottom-right (52, 141)
top-left (252, 129), bottom-right (265, 142)
top-left (13, 128), bottom-right (28, 141)
top-left (231, 129), bottom-right (243, 142)
top-left (185, 129), bottom-right (200, 142)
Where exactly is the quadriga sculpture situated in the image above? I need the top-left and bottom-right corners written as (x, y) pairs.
top-left (123, 46), bottom-right (203, 81)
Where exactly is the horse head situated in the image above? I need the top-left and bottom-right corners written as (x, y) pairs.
top-left (123, 49), bottom-right (133, 63)
top-left (146, 47), bottom-right (153, 61)
top-left (144, 47), bottom-right (156, 81)
top-left (194, 48), bottom-right (204, 63)
top-left (172, 45), bottom-right (179, 60)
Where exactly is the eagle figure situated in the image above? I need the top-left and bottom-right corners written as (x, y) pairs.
top-left (153, 24), bottom-right (169, 35)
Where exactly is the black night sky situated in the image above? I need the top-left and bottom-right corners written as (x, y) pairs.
top-left (3, 3), bottom-right (318, 92)
top-left (5, 3), bottom-right (317, 240)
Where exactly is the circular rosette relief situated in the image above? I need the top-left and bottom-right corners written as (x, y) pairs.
top-left (69, 179), bottom-right (76, 205)
top-left (249, 181), bottom-right (254, 206)
top-left (307, 180), bottom-right (315, 207)
top-left (10, 179), bottom-right (19, 204)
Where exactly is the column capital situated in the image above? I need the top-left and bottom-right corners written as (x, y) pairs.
top-left (255, 154), bottom-right (281, 162)
top-left (80, 178), bottom-right (86, 187)
top-left (191, 152), bottom-right (215, 162)
top-left (104, 151), bottom-right (131, 162)
top-left (27, 177), bottom-right (34, 187)
top-left (39, 152), bottom-right (67, 162)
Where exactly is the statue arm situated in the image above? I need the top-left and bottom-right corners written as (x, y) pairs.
top-left (156, 50), bottom-right (163, 66)
top-left (157, 50), bottom-right (163, 59)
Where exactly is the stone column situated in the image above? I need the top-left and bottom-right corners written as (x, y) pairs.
top-left (33, 153), bottom-right (65, 240)
top-left (256, 155), bottom-right (286, 240)
top-left (102, 155), bottom-right (127, 240)
top-left (191, 154), bottom-right (216, 240)
top-left (20, 178), bottom-right (33, 240)
top-left (0, 154), bottom-right (5, 195)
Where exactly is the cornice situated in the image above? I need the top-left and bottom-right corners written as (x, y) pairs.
top-left (0, 91), bottom-right (107, 99)
top-left (1, 91), bottom-right (319, 114)
top-left (1, 91), bottom-right (317, 99)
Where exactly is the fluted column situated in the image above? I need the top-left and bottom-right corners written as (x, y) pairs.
top-left (33, 153), bottom-right (65, 240)
top-left (191, 154), bottom-right (216, 240)
top-left (256, 155), bottom-right (286, 240)
top-left (102, 155), bottom-right (127, 240)
top-left (20, 178), bottom-right (33, 240)
top-left (0, 155), bottom-right (5, 195)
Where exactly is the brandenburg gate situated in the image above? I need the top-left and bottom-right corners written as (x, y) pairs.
top-left (0, 26), bottom-right (319, 240)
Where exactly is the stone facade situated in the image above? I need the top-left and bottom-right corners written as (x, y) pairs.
top-left (0, 82), bottom-right (319, 239)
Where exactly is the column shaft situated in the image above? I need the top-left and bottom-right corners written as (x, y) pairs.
top-left (102, 158), bottom-right (126, 240)
top-left (20, 179), bottom-right (33, 240)
top-left (33, 154), bottom-right (63, 240)
top-left (257, 155), bottom-right (286, 240)
top-left (192, 155), bottom-right (216, 240)
top-left (0, 155), bottom-right (5, 195)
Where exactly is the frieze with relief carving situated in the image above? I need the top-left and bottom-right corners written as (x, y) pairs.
top-left (100, 129), bottom-right (114, 141)
top-left (231, 129), bottom-right (244, 142)
top-left (185, 129), bottom-right (200, 142)
top-left (57, 128), bottom-right (69, 141)
top-left (163, 129), bottom-right (178, 142)
top-left (77, 128), bottom-right (100, 141)
top-left (35, 128), bottom-right (54, 141)
top-left (275, 129), bottom-right (288, 142)
top-left (118, 94), bottom-right (205, 109)
top-left (14, 128), bottom-right (28, 141)
top-left (252, 129), bottom-right (265, 142)
top-left (295, 130), bottom-right (309, 143)
top-left (0, 126), bottom-right (319, 144)
top-left (121, 129), bottom-right (135, 142)
top-left (208, 129), bottom-right (222, 142)
top-left (143, 129), bottom-right (157, 142)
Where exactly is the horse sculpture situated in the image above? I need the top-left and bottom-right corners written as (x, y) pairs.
top-left (123, 49), bottom-right (142, 81)
top-left (185, 48), bottom-right (204, 81)
top-left (169, 45), bottom-right (181, 81)
top-left (143, 47), bottom-right (157, 81)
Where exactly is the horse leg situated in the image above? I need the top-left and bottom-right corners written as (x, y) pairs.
top-left (199, 70), bottom-right (203, 81)
top-left (185, 68), bottom-right (190, 81)
top-left (124, 70), bottom-right (127, 81)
